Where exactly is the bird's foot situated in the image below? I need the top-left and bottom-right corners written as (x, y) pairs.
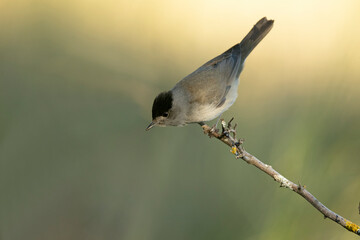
top-left (200, 118), bottom-right (245, 158)
top-left (199, 121), bottom-right (219, 135)
top-left (219, 118), bottom-right (245, 158)
top-left (210, 123), bottom-right (219, 133)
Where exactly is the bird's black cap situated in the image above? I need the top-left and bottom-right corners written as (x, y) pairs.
top-left (152, 91), bottom-right (173, 119)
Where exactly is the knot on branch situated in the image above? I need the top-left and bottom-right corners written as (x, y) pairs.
top-left (274, 174), bottom-right (294, 190)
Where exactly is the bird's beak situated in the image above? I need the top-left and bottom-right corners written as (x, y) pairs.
top-left (145, 121), bottom-right (156, 131)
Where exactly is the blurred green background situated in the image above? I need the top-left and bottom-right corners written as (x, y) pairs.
top-left (1, 0), bottom-right (360, 239)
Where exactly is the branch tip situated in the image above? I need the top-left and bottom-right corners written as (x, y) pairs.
top-left (228, 117), bottom-right (234, 127)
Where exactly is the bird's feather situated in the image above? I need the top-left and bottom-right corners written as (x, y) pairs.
top-left (173, 17), bottom-right (274, 111)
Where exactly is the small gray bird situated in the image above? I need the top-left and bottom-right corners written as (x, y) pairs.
top-left (146, 17), bottom-right (274, 131)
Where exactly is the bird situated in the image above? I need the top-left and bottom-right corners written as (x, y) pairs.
top-left (146, 17), bottom-right (274, 131)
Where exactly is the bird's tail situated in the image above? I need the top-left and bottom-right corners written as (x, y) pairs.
top-left (239, 17), bottom-right (274, 60)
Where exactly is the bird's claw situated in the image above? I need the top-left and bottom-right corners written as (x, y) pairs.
top-left (210, 123), bottom-right (219, 133)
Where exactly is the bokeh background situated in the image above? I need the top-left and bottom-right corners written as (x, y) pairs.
top-left (1, 0), bottom-right (360, 239)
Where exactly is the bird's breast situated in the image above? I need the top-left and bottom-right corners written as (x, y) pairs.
top-left (188, 78), bottom-right (239, 122)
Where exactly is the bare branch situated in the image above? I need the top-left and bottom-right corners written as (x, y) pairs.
top-left (201, 120), bottom-right (360, 237)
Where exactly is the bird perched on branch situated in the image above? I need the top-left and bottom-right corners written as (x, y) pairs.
top-left (146, 17), bottom-right (274, 131)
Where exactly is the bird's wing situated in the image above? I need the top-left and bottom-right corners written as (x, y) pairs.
top-left (174, 44), bottom-right (242, 107)
top-left (174, 17), bottom-right (274, 107)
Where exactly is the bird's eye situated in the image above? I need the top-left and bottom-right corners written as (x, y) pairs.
top-left (162, 112), bottom-right (169, 117)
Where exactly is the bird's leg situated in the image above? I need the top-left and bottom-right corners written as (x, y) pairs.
top-left (210, 114), bottom-right (222, 132)
top-left (198, 121), bottom-right (205, 127)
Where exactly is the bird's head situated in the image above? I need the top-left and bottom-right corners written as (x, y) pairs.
top-left (146, 91), bottom-right (174, 130)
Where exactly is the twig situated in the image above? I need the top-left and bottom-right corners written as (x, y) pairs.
top-left (201, 119), bottom-right (360, 237)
